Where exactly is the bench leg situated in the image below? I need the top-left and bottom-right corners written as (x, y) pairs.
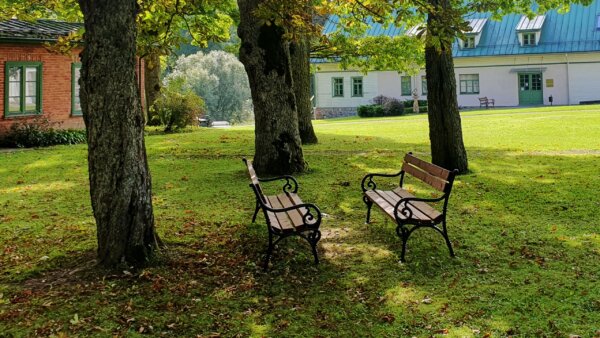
top-left (252, 200), bottom-right (261, 223)
top-left (442, 220), bottom-right (455, 258)
top-left (264, 231), bottom-right (274, 270)
top-left (396, 225), bottom-right (410, 262)
top-left (363, 196), bottom-right (373, 224)
top-left (308, 230), bottom-right (321, 265)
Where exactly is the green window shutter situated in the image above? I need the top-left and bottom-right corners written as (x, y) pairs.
top-left (421, 76), bottom-right (427, 95)
top-left (401, 76), bottom-right (412, 96)
top-left (4, 61), bottom-right (42, 117)
top-left (72, 63), bottom-right (82, 116)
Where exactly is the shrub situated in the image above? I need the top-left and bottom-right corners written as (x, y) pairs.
top-left (372, 95), bottom-right (389, 106)
top-left (152, 78), bottom-right (205, 132)
top-left (383, 98), bottom-right (404, 116)
top-left (357, 104), bottom-right (386, 118)
top-left (0, 117), bottom-right (86, 148)
top-left (418, 99), bottom-right (428, 107)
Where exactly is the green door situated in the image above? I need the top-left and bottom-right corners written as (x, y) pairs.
top-left (518, 73), bottom-right (543, 105)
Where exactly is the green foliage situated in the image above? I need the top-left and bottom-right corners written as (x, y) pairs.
top-left (151, 78), bottom-right (205, 132)
top-left (0, 117), bottom-right (86, 148)
top-left (359, 96), bottom-right (405, 118)
top-left (1, 105), bottom-right (599, 336)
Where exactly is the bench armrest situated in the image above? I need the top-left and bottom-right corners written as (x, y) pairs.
top-left (258, 175), bottom-right (299, 193)
top-left (262, 202), bottom-right (322, 227)
top-left (361, 171), bottom-right (403, 192)
top-left (393, 196), bottom-right (445, 220)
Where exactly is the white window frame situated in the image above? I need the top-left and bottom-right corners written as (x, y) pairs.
top-left (522, 32), bottom-right (536, 46)
top-left (421, 76), bottom-right (427, 95)
top-left (463, 36), bottom-right (476, 49)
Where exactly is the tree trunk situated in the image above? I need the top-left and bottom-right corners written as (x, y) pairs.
top-left (425, 0), bottom-right (468, 173)
top-left (237, 0), bottom-right (305, 175)
top-left (78, 0), bottom-right (158, 267)
top-left (144, 51), bottom-right (161, 122)
top-left (290, 37), bottom-right (318, 144)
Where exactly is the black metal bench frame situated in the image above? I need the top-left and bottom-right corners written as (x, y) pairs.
top-left (243, 158), bottom-right (322, 269)
top-left (361, 153), bottom-right (459, 262)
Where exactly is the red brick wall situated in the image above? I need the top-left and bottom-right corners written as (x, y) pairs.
top-left (0, 43), bottom-right (146, 136)
top-left (0, 43), bottom-right (85, 135)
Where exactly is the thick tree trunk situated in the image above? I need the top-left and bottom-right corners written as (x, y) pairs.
top-left (79, 0), bottom-right (158, 267)
top-left (237, 0), bottom-right (305, 175)
top-left (425, 0), bottom-right (468, 173)
top-left (290, 38), bottom-right (318, 144)
top-left (144, 52), bottom-right (161, 121)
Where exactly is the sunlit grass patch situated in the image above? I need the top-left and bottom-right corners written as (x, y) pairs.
top-left (1, 106), bottom-right (599, 336)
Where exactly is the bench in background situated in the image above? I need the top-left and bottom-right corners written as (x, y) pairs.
top-left (479, 97), bottom-right (495, 108)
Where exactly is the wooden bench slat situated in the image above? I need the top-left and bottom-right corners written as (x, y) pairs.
top-left (402, 162), bottom-right (448, 192)
top-left (393, 187), bottom-right (442, 221)
top-left (404, 153), bottom-right (451, 180)
top-left (277, 193), bottom-right (305, 229)
top-left (365, 190), bottom-right (397, 219)
top-left (379, 190), bottom-right (434, 222)
top-left (266, 195), bottom-right (295, 231)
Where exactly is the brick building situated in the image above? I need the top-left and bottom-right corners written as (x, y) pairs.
top-left (0, 19), bottom-right (145, 136)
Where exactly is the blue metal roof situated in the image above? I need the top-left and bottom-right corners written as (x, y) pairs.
top-left (320, 0), bottom-right (600, 59)
top-left (456, 1), bottom-right (600, 57)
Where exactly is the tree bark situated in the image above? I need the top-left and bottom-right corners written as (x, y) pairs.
top-left (425, 0), bottom-right (468, 173)
top-left (144, 51), bottom-right (161, 121)
top-left (78, 0), bottom-right (158, 267)
top-left (290, 37), bottom-right (318, 144)
top-left (237, 0), bottom-right (305, 175)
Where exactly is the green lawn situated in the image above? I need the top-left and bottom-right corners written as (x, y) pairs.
top-left (1, 106), bottom-right (599, 337)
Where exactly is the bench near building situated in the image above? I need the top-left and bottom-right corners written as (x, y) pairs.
top-left (312, 0), bottom-right (600, 118)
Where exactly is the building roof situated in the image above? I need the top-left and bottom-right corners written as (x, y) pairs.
top-left (466, 18), bottom-right (487, 34)
top-left (318, 0), bottom-right (600, 60)
top-left (515, 15), bottom-right (546, 31)
top-left (0, 19), bottom-right (82, 42)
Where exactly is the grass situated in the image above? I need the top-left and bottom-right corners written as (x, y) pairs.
top-left (1, 106), bottom-right (599, 337)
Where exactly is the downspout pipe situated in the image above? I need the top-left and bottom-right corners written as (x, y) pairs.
top-left (565, 53), bottom-right (571, 105)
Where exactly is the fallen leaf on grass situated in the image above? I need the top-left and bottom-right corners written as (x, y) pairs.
top-left (421, 297), bottom-right (432, 304)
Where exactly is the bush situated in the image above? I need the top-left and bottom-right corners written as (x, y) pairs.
top-left (152, 78), bottom-right (205, 132)
top-left (0, 117), bottom-right (86, 148)
top-left (383, 98), bottom-right (404, 116)
top-left (357, 104), bottom-right (385, 118)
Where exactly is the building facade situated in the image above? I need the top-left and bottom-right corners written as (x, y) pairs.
top-left (0, 19), bottom-right (145, 136)
top-left (312, 1), bottom-right (600, 118)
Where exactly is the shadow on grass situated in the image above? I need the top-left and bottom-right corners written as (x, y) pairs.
top-left (0, 130), bottom-right (598, 336)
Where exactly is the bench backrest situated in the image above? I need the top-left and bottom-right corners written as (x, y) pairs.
top-left (243, 158), bottom-right (267, 204)
top-left (478, 97), bottom-right (488, 103)
top-left (401, 153), bottom-right (456, 193)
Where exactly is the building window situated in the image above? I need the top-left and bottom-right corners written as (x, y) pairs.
top-left (351, 77), bottom-right (363, 97)
top-left (72, 63), bottom-right (82, 116)
top-left (401, 76), bottom-right (412, 96)
top-left (597, 15), bottom-right (600, 30)
top-left (463, 36), bottom-right (476, 49)
top-left (332, 77), bottom-right (344, 97)
top-left (421, 76), bottom-right (427, 95)
top-left (459, 74), bottom-right (480, 94)
top-left (5, 62), bottom-right (42, 117)
top-left (522, 32), bottom-right (536, 46)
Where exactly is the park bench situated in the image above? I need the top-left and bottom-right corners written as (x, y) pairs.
top-left (361, 153), bottom-right (459, 262)
top-left (479, 97), bottom-right (495, 108)
top-left (243, 158), bottom-right (322, 269)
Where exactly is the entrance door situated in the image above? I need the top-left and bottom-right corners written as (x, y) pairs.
top-left (518, 73), bottom-right (543, 105)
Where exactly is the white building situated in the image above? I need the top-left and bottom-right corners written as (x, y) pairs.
top-left (312, 2), bottom-right (600, 118)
